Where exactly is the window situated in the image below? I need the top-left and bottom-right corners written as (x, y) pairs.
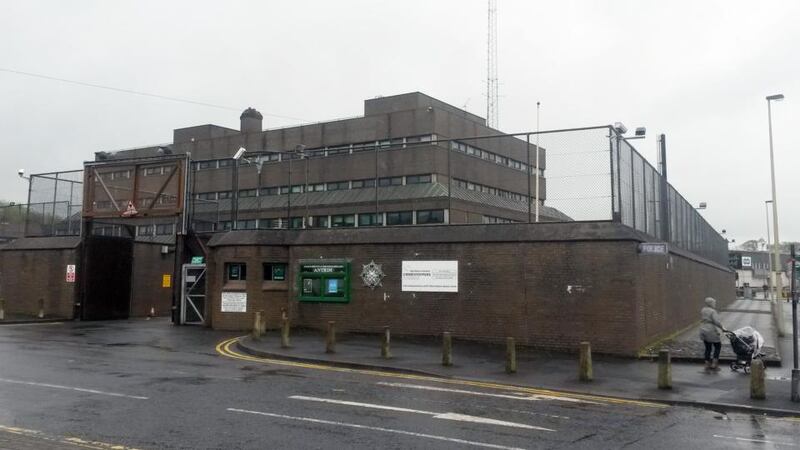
top-left (311, 216), bottom-right (329, 228)
top-left (196, 192), bottom-right (216, 201)
top-left (259, 218), bottom-right (279, 229)
top-left (279, 186), bottom-right (290, 194)
top-left (290, 185), bottom-right (303, 194)
top-left (238, 219), bottom-right (257, 230)
top-left (156, 223), bottom-right (174, 235)
top-left (289, 217), bottom-right (304, 229)
top-left (405, 174), bottom-right (431, 184)
top-left (327, 181), bottom-right (349, 191)
top-left (137, 225), bottom-right (153, 236)
top-left (298, 261), bottom-right (350, 303)
top-left (193, 221), bottom-right (216, 232)
top-left (358, 213), bottom-right (383, 227)
top-left (351, 179), bottom-right (376, 189)
top-left (327, 145), bottom-right (350, 155)
top-left (239, 189), bottom-right (258, 198)
top-left (198, 161), bottom-right (216, 170)
top-left (225, 263), bottom-right (247, 281)
top-left (220, 221), bottom-right (232, 231)
top-left (308, 183), bottom-right (325, 192)
top-left (217, 159), bottom-right (233, 168)
top-left (379, 176), bottom-right (403, 187)
top-left (260, 187), bottom-right (280, 196)
top-left (217, 191), bottom-right (232, 199)
top-left (416, 209), bottom-right (445, 224)
top-left (386, 211), bottom-right (413, 225)
top-left (331, 214), bottom-right (355, 227)
top-left (144, 166), bottom-right (164, 176)
top-left (352, 141), bottom-right (375, 152)
top-left (263, 263), bottom-right (287, 281)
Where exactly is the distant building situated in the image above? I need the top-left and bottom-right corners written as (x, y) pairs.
top-left (729, 250), bottom-right (791, 298)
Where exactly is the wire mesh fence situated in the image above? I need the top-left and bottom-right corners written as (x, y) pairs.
top-left (26, 170), bottom-right (83, 237)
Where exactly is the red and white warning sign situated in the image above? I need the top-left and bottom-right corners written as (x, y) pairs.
top-left (121, 200), bottom-right (139, 217)
top-left (66, 264), bottom-right (76, 283)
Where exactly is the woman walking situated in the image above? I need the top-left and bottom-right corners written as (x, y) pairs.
top-left (700, 297), bottom-right (726, 372)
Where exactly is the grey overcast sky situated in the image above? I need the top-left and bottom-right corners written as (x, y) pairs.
top-left (1, 0), bottom-right (798, 244)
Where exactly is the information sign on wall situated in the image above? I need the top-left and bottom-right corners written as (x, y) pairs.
top-left (742, 256), bottom-right (752, 268)
top-left (65, 265), bottom-right (76, 283)
top-left (401, 260), bottom-right (458, 292)
top-left (162, 274), bottom-right (172, 288)
top-left (221, 291), bottom-right (247, 312)
top-left (297, 261), bottom-right (351, 303)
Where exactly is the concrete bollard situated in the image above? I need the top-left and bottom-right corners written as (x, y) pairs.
top-left (442, 332), bottom-right (453, 366)
top-left (258, 310), bottom-right (267, 335)
top-left (0, 297), bottom-right (4, 321)
top-left (657, 349), bottom-right (672, 390)
top-left (252, 311), bottom-right (263, 339)
top-left (381, 326), bottom-right (391, 359)
top-left (326, 321), bottom-right (336, 353)
top-left (579, 341), bottom-right (593, 382)
top-left (281, 317), bottom-right (291, 348)
top-left (505, 337), bottom-right (517, 374)
top-left (750, 359), bottom-right (766, 400)
top-left (38, 298), bottom-right (45, 319)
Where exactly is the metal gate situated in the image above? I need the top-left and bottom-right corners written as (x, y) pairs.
top-left (80, 234), bottom-right (133, 320)
top-left (181, 264), bottom-right (206, 325)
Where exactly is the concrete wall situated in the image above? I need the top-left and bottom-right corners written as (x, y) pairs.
top-left (0, 237), bottom-right (80, 319)
top-left (206, 223), bottom-right (734, 355)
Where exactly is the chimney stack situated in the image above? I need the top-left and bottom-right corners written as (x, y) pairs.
top-left (240, 107), bottom-right (263, 134)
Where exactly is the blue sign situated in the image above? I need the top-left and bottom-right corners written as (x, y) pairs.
top-left (327, 279), bottom-right (339, 294)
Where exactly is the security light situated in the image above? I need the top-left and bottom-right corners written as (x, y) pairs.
top-left (766, 94), bottom-right (784, 101)
top-left (233, 147), bottom-right (246, 160)
top-left (613, 122), bottom-right (628, 134)
top-left (17, 169), bottom-right (25, 178)
top-left (697, 202), bottom-right (707, 210)
top-left (634, 127), bottom-right (646, 137)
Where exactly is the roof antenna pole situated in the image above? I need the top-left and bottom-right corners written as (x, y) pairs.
top-left (486, 0), bottom-right (499, 129)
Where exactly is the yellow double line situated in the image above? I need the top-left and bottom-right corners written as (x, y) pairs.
top-left (216, 337), bottom-right (667, 409)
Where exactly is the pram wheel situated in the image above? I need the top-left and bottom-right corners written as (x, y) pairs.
top-left (743, 364), bottom-right (751, 375)
top-left (729, 361), bottom-right (738, 371)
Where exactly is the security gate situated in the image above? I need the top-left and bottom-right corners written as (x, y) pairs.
top-left (181, 264), bottom-right (206, 325)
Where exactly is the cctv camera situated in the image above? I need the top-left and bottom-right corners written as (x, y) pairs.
top-left (233, 147), bottom-right (246, 160)
top-left (17, 169), bottom-right (25, 177)
top-left (613, 122), bottom-right (628, 135)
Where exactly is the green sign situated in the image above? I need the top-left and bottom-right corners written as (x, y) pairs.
top-left (272, 264), bottom-right (286, 281)
top-left (191, 256), bottom-right (204, 264)
top-left (297, 261), bottom-right (351, 303)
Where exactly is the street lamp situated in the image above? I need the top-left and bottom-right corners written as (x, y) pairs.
top-left (766, 93), bottom-right (785, 324)
top-left (766, 200), bottom-right (774, 301)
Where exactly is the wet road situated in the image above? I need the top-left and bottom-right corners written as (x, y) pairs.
top-left (0, 319), bottom-right (798, 449)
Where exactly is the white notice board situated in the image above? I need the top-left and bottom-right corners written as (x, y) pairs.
top-left (221, 291), bottom-right (247, 312)
top-left (401, 260), bottom-right (458, 292)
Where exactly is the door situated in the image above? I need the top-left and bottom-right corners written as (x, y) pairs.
top-left (181, 264), bottom-right (206, 325)
top-left (81, 235), bottom-right (133, 320)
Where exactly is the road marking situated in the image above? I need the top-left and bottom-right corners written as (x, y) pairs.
top-left (377, 381), bottom-right (596, 404)
top-left (0, 424), bottom-right (142, 449)
top-left (215, 337), bottom-right (667, 409)
top-left (227, 407), bottom-right (528, 450)
top-left (713, 434), bottom-right (796, 446)
top-left (0, 377), bottom-right (148, 400)
top-left (289, 395), bottom-right (554, 431)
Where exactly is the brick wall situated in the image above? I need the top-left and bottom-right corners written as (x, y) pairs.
top-left (130, 242), bottom-right (175, 317)
top-left (206, 223), bottom-right (734, 355)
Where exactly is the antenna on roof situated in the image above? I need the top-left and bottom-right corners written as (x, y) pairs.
top-left (486, 0), bottom-right (499, 129)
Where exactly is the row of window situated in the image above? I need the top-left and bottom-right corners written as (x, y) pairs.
top-left (95, 165), bottom-right (174, 182)
top-left (93, 194), bottom-right (177, 210)
top-left (136, 223), bottom-right (176, 237)
top-left (193, 174), bottom-right (434, 201)
top-left (483, 215), bottom-right (516, 224)
top-left (194, 135), bottom-right (436, 171)
top-left (453, 178), bottom-right (531, 204)
top-left (450, 140), bottom-right (544, 176)
top-left (195, 209), bottom-right (446, 232)
top-left (225, 262), bottom-right (287, 282)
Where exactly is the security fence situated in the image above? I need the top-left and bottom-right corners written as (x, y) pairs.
top-left (26, 170), bottom-right (83, 237)
top-left (18, 126), bottom-right (726, 266)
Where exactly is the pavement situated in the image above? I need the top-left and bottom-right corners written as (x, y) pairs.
top-left (239, 298), bottom-right (800, 416)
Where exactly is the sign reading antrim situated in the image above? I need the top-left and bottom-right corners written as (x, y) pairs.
top-left (401, 260), bottom-right (458, 292)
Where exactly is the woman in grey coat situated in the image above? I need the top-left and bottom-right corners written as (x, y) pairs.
top-left (700, 297), bottom-right (727, 372)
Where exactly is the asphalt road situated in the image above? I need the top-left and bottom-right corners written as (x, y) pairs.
top-left (0, 319), bottom-right (798, 450)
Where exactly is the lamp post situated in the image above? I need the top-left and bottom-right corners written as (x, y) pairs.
top-left (766, 93), bottom-right (785, 335)
top-left (766, 200), bottom-right (774, 301)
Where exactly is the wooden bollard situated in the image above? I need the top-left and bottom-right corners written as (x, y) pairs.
top-left (38, 298), bottom-right (45, 319)
top-left (0, 298), bottom-right (5, 321)
top-left (750, 359), bottom-right (766, 400)
top-left (505, 337), bottom-right (517, 374)
top-left (381, 326), bottom-right (391, 359)
top-left (657, 349), bottom-right (672, 389)
top-left (252, 311), bottom-right (263, 339)
top-left (281, 317), bottom-right (291, 348)
top-left (442, 332), bottom-right (453, 366)
top-left (326, 321), bottom-right (336, 353)
top-left (579, 341), bottom-right (593, 382)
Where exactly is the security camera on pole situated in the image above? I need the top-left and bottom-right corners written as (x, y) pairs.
top-left (766, 93), bottom-right (785, 337)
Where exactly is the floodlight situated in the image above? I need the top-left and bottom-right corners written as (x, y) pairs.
top-left (766, 94), bottom-right (784, 101)
top-left (233, 147), bottom-right (246, 160)
top-left (697, 202), bottom-right (707, 210)
top-left (17, 169), bottom-right (25, 178)
top-left (634, 127), bottom-right (646, 137)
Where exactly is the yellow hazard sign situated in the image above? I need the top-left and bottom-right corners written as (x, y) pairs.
top-left (162, 274), bottom-right (172, 288)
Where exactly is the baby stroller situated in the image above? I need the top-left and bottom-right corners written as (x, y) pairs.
top-left (725, 326), bottom-right (764, 374)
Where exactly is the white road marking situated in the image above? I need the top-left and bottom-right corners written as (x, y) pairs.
top-left (289, 395), bottom-right (554, 431)
top-left (377, 381), bottom-right (596, 404)
top-left (0, 377), bottom-right (148, 400)
top-left (227, 408), bottom-right (528, 450)
top-left (713, 434), bottom-right (796, 446)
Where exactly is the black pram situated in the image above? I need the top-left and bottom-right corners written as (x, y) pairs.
top-left (725, 326), bottom-right (764, 374)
